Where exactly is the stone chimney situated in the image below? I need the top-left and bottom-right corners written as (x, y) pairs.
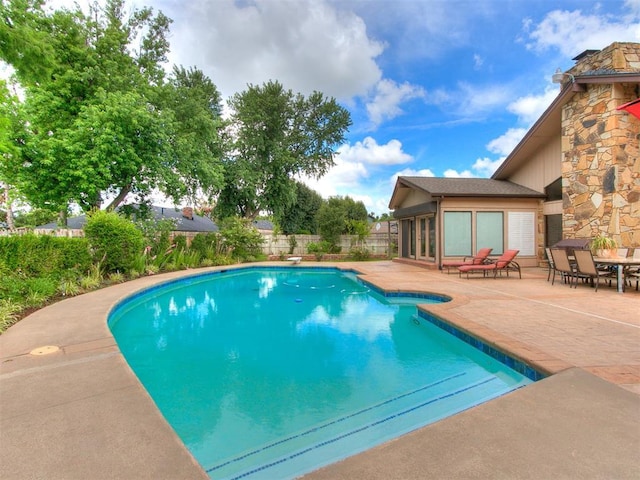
top-left (182, 207), bottom-right (194, 220)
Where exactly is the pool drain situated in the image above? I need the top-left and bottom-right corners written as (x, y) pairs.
top-left (30, 345), bottom-right (60, 356)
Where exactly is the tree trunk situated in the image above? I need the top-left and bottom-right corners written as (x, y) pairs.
top-left (57, 209), bottom-right (68, 227)
top-left (106, 184), bottom-right (131, 211)
top-left (1, 183), bottom-right (15, 230)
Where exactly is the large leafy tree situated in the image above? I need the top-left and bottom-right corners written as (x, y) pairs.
top-left (216, 80), bottom-right (351, 221)
top-left (161, 66), bottom-right (225, 206)
top-left (0, 79), bottom-right (27, 229)
top-left (0, 0), bottom-right (224, 212)
top-left (279, 181), bottom-right (323, 234)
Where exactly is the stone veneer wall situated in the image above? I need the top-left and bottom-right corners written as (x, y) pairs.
top-left (561, 42), bottom-right (640, 247)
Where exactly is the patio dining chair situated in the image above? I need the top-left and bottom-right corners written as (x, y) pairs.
top-left (441, 247), bottom-right (493, 274)
top-left (545, 247), bottom-right (555, 282)
top-left (572, 249), bottom-right (614, 292)
top-left (624, 248), bottom-right (640, 291)
top-left (549, 248), bottom-right (575, 286)
top-left (458, 249), bottom-right (520, 279)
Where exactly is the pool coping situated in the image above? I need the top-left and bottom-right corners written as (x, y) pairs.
top-left (1, 261), bottom-right (638, 479)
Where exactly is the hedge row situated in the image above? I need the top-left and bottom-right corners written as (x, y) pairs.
top-left (0, 234), bottom-right (92, 277)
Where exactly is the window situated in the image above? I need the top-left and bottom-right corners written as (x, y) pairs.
top-left (443, 212), bottom-right (471, 256)
top-left (508, 212), bottom-right (536, 256)
top-left (545, 178), bottom-right (562, 201)
top-left (545, 214), bottom-right (562, 247)
top-left (476, 212), bottom-right (504, 254)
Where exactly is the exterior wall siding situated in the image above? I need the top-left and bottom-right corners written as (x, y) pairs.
top-left (509, 137), bottom-right (562, 191)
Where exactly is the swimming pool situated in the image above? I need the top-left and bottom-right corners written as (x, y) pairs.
top-left (108, 267), bottom-right (536, 479)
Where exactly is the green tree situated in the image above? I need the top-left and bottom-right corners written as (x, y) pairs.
top-left (1, 1), bottom-right (223, 213)
top-left (279, 181), bottom-right (324, 234)
top-left (216, 80), bottom-right (351, 220)
top-left (316, 195), bottom-right (368, 249)
top-left (0, 0), bottom-right (174, 211)
top-left (161, 66), bottom-right (225, 206)
top-left (0, 79), bottom-right (27, 229)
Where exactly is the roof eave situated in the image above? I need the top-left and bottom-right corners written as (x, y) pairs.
top-left (492, 72), bottom-right (640, 180)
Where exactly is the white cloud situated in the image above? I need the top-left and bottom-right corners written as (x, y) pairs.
top-left (365, 79), bottom-right (425, 126)
top-left (389, 167), bottom-right (435, 188)
top-left (165, 0), bottom-right (384, 100)
top-left (526, 8), bottom-right (640, 57)
top-left (300, 137), bottom-right (413, 214)
top-left (472, 157), bottom-right (504, 177)
top-left (337, 137), bottom-right (413, 166)
top-left (441, 157), bottom-right (503, 179)
top-left (429, 82), bottom-right (513, 117)
top-left (486, 128), bottom-right (528, 156)
top-left (300, 157), bottom-right (368, 197)
top-left (473, 53), bottom-right (484, 70)
top-left (507, 87), bottom-right (558, 124)
top-left (443, 169), bottom-right (474, 178)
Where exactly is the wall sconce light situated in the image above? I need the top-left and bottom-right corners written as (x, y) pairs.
top-left (552, 68), bottom-right (575, 84)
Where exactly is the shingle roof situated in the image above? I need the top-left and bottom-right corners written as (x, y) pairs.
top-left (399, 177), bottom-right (545, 197)
top-left (37, 205), bottom-right (219, 232)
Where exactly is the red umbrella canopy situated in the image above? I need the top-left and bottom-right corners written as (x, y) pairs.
top-left (617, 98), bottom-right (640, 119)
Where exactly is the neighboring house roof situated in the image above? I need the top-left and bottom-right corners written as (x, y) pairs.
top-left (37, 205), bottom-right (219, 233)
top-left (389, 177), bottom-right (544, 211)
top-left (252, 219), bottom-right (274, 231)
top-left (370, 220), bottom-right (398, 234)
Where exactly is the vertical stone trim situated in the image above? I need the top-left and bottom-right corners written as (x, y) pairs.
top-left (561, 43), bottom-right (640, 247)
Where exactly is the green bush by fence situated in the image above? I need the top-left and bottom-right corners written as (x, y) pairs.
top-left (0, 234), bottom-right (92, 276)
top-left (84, 210), bottom-right (145, 273)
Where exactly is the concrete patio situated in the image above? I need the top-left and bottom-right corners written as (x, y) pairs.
top-left (1, 261), bottom-right (638, 479)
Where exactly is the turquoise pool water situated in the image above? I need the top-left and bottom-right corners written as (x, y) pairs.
top-left (108, 267), bottom-right (534, 479)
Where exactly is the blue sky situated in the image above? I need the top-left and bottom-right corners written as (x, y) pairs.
top-left (50, 1), bottom-right (640, 215)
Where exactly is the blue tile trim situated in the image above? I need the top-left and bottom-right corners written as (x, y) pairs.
top-left (416, 310), bottom-right (546, 382)
top-left (359, 279), bottom-right (452, 303)
top-left (214, 375), bottom-right (499, 480)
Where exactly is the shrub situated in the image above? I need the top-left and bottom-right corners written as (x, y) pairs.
top-left (84, 210), bottom-right (144, 274)
top-left (349, 246), bottom-right (371, 261)
top-left (219, 217), bottom-right (264, 262)
top-left (0, 235), bottom-right (91, 277)
top-left (24, 276), bottom-right (58, 299)
top-left (307, 241), bottom-right (325, 261)
top-left (288, 235), bottom-right (298, 254)
top-left (0, 299), bottom-right (22, 333)
top-left (191, 233), bottom-right (223, 261)
top-left (173, 234), bottom-right (187, 251)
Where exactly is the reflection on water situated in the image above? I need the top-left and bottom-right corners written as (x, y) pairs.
top-left (297, 294), bottom-right (396, 341)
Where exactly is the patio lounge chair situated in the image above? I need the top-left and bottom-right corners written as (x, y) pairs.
top-left (441, 247), bottom-right (493, 274)
top-left (458, 249), bottom-right (520, 279)
top-left (572, 249), bottom-right (613, 292)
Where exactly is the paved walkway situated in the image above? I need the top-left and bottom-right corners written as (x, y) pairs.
top-left (1, 261), bottom-right (638, 479)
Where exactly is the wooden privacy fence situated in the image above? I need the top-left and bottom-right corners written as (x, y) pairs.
top-left (262, 233), bottom-right (397, 256)
top-left (3, 229), bottom-right (398, 257)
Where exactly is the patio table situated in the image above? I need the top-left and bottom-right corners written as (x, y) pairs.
top-left (593, 256), bottom-right (640, 293)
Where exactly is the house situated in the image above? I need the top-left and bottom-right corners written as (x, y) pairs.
top-left (389, 42), bottom-right (640, 269)
top-left (38, 205), bottom-right (219, 233)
